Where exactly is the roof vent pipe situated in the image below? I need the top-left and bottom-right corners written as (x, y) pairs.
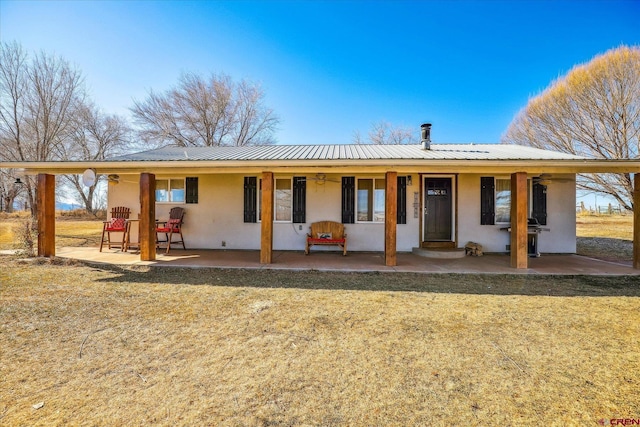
top-left (421, 123), bottom-right (432, 150)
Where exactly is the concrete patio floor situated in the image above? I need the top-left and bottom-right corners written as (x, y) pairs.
top-left (54, 246), bottom-right (640, 275)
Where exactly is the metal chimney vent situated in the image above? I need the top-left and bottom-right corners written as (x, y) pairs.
top-left (421, 123), bottom-right (432, 150)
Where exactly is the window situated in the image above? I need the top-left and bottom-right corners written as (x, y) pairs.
top-left (156, 179), bottom-right (185, 203)
top-left (492, 178), bottom-right (532, 223)
top-left (275, 178), bottom-right (292, 222)
top-left (357, 178), bottom-right (385, 222)
top-left (245, 176), bottom-right (305, 223)
top-left (495, 179), bottom-right (511, 223)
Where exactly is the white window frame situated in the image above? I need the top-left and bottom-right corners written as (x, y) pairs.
top-left (356, 177), bottom-right (386, 223)
top-left (155, 178), bottom-right (186, 204)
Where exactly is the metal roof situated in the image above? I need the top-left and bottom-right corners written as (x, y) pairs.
top-left (11, 143), bottom-right (638, 175)
top-left (110, 143), bottom-right (587, 162)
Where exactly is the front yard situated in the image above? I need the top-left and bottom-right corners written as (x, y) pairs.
top-left (1, 258), bottom-right (639, 425)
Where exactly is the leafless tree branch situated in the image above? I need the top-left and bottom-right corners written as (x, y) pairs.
top-left (502, 46), bottom-right (640, 209)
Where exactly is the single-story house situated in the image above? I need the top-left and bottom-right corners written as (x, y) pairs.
top-left (4, 125), bottom-right (640, 269)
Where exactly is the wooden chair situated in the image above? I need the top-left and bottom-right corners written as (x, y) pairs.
top-left (156, 207), bottom-right (186, 254)
top-left (100, 206), bottom-right (131, 252)
top-left (305, 221), bottom-right (347, 256)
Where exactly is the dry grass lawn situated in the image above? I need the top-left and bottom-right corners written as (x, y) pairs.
top-left (576, 214), bottom-right (633, 262)
top-left (1, 257), bottom-right (639, 426)
top-left (1, 213), bottom-right (638, 424)
top-left (0, 216), bottom-right (103, 250)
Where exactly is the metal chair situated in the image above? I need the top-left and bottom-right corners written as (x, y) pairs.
top-left (156, 207), bottom-right (186, 254)
top-left (100, 206), bottom-right (131, 251)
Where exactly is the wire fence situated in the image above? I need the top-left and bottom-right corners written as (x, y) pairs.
top-left (576, 202), bottom-right (627, 215)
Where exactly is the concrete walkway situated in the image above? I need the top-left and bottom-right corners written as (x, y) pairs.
top-left (54, 247), bottom-right (640, 275)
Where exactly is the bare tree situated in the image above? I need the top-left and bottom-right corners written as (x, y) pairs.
top-left (131, 72), bottom-right (279, 147)
top-left (353, 120), bottom-right (418, 145)
top-left (502, 45), bottom-right (640, 210)
top-left (0, 169), bottom-right (22, 212)
top-left (56, 103), bottom-right (131, 213)
top-left (0, 41), bottom-right (85, 215)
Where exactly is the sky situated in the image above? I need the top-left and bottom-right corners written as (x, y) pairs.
top-left (2, 0), bottom-right (638, 148)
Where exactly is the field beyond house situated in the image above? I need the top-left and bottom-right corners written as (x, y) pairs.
top-left (1, 213), bottom-right (639, 425)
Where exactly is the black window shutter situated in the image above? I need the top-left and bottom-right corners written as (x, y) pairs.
top-left (397, 176), bottom-right (407, 224)
top-left (186, 177), bottom-right (198, 204)
top-left (244, 177), bottom-right (257, 223)
top-left (532, 182), bottom-right (547, 225)
top-left (292, 176), bottom-right (306, 223)
top-left (341, 176), bottom-right (355, 224)
top-left (480, 176), bottom-right (495, 225)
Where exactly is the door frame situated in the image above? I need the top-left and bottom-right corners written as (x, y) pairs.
top-left (420, 174), bottom-right (457, 248)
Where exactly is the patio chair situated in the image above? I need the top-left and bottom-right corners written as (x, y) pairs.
top-left (100, 206), bottom-right (131, 252)
top-left (156, 207), bottom-right (186, 254)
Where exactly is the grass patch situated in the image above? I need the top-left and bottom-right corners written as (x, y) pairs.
top-left (576, 215), bottom-right (633, 262)
top-left (576, 214), bottom-right (632, 240)
top-left (0, 218), bottom-right (103, 250)
top-left (1, 258), bottom-right (639, 425)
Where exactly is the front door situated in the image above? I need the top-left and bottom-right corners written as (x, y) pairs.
top-left (424, 177), bottom-right (452, 241)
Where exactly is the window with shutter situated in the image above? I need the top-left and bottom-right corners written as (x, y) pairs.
top-left (397, 176), bottom-right (407, 224)
top-left (341, 177), bottom-right (355, 224)
top-left (292, 177), bottom-right (306, 223)
top-left (244, 177), bottom-right (257, 223)
top-left (480, 176), bottom-right (495, 225)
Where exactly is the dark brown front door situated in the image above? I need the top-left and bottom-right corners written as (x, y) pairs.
top-left (424, 178), bottom-right (452, 241)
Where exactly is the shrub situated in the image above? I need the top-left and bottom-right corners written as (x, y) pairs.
top-left (16, 218), bottom-right (36, 257)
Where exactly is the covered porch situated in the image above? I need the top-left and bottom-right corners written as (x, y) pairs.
top-left (31, 169), bottom-right (640, 270)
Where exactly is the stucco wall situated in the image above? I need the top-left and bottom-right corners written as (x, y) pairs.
top-left (108, 172), bottom-right (575, 254)
top-left (276, 173), bottom-right (419, 252)
top-left (457, 174), bottom-right (576, 253)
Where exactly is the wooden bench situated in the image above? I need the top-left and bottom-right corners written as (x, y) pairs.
top-left (305, 221), bottom-right (347, 256)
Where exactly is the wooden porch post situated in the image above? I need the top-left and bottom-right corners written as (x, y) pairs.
top-left (510, 172), bottom-right (528, 269)
top-left (633, 174), bottom-right (640, 269)
top-left (385, 171), bottom-right (398, 266)
top-left (139, 173), bottom-right (156, 261)
top-left (37, 173), bottom-right (55, 257)
top-left (261, 172), bottom-right (274, 264)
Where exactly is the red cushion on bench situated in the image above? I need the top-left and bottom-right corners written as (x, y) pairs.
top-left (307, 238), bottom-right (345, 244)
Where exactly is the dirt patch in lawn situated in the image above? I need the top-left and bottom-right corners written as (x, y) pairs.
top-left (1, 257), bottom-right (639, 426)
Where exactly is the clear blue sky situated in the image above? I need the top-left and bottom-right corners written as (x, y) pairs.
top-left (1, 0), bottom-right (639, 146)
